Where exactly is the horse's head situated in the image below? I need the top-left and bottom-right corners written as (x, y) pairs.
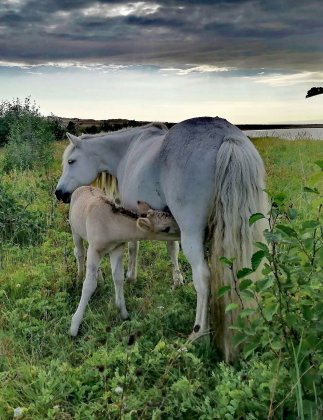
top-left (55, 133), bottom-right (100, 203)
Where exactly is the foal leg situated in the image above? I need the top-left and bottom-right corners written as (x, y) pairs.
top-left (126, 241), bottom-right (138, 282)
top-left (180, 232), bottom-right (210, 340)
top-left (109, 245), bottom-right (129, 320)
top-left (72, 232), bottom-right (85, 280)
top-left (70, 246), bottom-right (101, 336)
top-left (167, 241), bottom-right (184, 287)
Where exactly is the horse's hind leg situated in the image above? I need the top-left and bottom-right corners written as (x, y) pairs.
top-left (109, 244), bottom-right (129, 320)
top-left (72, 232), bottom-right (85, 279)
top-left (167, 241), bottom-right (184, 287)
top-left (70, 245), bottom-right (101, 336)
top-left (126, 241), bottom-right (138, 282)
top-left (180, 232), bottom-right (210, 339)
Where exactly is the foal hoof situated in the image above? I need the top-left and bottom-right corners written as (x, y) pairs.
top-left (126, 274), bottom-right (137, 283)
top-left (172, 270), bottom-right (184, 288)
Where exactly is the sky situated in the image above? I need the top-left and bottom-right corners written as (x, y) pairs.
top-left (0, 0), bottom-right (323, 124)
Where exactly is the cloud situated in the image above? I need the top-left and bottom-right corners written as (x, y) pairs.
top-left (161, 65), bottom-right (235, 76)
top-left (251, 71), bottom-right (323, 87)
top-left (0, 0), bottom-right (323, 73)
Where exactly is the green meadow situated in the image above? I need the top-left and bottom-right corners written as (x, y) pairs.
top-left (0, 136), bottom-right (322, 419)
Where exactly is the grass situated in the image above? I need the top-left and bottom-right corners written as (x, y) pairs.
top-left (0, 137), bottom-right (322, 419)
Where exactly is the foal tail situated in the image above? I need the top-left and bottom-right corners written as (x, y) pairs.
top-left (208, 136), bottom-right (267, 362)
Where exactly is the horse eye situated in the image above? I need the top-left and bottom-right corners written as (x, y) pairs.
top-left (68, 159), bottom-right (75, 165)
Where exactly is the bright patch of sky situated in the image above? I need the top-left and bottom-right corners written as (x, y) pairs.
top-left (0, 63), bottom-right (321, 124)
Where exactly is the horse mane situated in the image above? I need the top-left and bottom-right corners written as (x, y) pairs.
top-left (80, 122), bottom-right (168, 140)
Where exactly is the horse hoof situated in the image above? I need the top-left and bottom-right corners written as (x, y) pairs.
top-left (188, 327), bottom-right (208, 342)
top-left (69, 326), bottom-right (79, 337)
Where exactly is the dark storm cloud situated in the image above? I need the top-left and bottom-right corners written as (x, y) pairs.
top-left (0, 0), bottom-right (323, 71)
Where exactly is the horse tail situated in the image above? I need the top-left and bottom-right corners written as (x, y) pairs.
top-left (208, 136), bottom-right (267, 362)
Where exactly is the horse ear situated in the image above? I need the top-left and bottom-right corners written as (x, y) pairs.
top-left (66, 132), bottom-right (80, 146)
top-left (137, 217), bottom-right (153, 232)
top-left (137, 201), bottom-right (151, 215)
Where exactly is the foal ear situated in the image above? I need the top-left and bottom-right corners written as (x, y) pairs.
top-left (66, 132), bottom-right (80, 146)
top-left (137, 217), bottom-right (153, 232)
top-left (137, 201), bottom-right (151, 215)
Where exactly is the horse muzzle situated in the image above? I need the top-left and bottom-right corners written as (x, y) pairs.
top-left (55, 189), bottom-right (72, 203)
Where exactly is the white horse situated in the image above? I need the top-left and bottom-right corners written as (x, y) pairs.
top-left (69, 186), bottom-right (180, 336)
top-left (56, 117), bottom-right (266, 361)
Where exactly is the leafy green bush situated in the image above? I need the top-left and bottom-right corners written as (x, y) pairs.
top-left (0, 97), bottom-right (40, 146)
top-left (221, 161), bottom-right (323, 417)
top-left (0, 183), bottom-right (45, 246)
top-left (2, 112), bottom-right (54, 172)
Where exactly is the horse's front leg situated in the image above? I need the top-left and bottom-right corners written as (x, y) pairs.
top-left (167, 241), bottom-right (184, 287)
top-left (109, 244), bottom-right (129, 320)
top-left (70, 246), bottom-right (101, 336)
top-left (126, 241), bottom-right (139, 282)
top-left (180, 232), bottom-right (210, 339)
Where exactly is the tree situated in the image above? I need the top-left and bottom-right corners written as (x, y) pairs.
top-left (305, 87), bottom-right (323, 98)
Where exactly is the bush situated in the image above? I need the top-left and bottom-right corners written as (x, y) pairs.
top-left (0, 97), bottom-right (40, 146)
top-left (222, 160), bottom-right (323, 417)
top-left (2, 112), bottom-right (54, 172)
top-left (0, 183), bottom-right (45, 246)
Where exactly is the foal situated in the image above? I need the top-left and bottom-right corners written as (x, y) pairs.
top-left (69, 186), bottom-right (180, 336)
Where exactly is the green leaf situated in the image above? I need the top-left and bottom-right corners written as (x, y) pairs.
top-left (276, 224), bottom-right (298, 238)
top-left (251, 250), bottom-right (265, 271)
top-left (271, 340), bottom-right (283, 351)
top-left (249, 213), bottom-right (266, 226)
top-left (263, 303), bottom-right (279, 321)
top-left (232, 332), bottom-right (247, 347)
top-left (225, 303), bottom-right (239, 313)
top-left (264, 230), bottom-right (281, 243)
top-left (302, 220), bottom-right (320, 230)
top-left (218, 285), bottom-right (231, 297)
top-left (303, 186), bottom-right (319, 194)
top-left (256, 277), bottom-right (273, 292)
top-left (314, 160), bottom-right (323, 169)
top-left (308, 172), bottom-right (323, 185)
top-left (219, 256), bottom-right (234, 267)
top-left (239, 279), bottom-right (253, 291)
top-left (244, 342), bottom-right (260, 358)
top-left (255, 242), bottom-right (269, 254)
top-left (287, 208), bottom-right (298, 220)
top-left (240, 289), bottom-right (255, 300)
top-left (262, 264), bottom-right (272, 275)
top-left (239, 308), bottom-right (256, 318)
top-left (237, 267), bottom-right (254, 279)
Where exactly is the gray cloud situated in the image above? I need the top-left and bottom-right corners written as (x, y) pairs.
top-left (0, 0), bottom-right (323, 71)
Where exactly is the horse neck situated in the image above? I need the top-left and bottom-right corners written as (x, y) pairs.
top-left (87, 130), bottom-right (136, 176)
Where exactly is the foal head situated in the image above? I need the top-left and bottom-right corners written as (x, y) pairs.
top-left (55, 133), bottom-right (101, 203)
top-left (137, 202), bottom-right (179, 235)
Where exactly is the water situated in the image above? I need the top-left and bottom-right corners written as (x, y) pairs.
top-left (243, 128), bottom-right (323, 140)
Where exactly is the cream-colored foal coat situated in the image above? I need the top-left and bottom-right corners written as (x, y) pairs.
top-left (69, 186), bottom-right (180, 336)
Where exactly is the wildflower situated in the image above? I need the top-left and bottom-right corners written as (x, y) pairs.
top-left (13, 407), bottom-right (24, 418)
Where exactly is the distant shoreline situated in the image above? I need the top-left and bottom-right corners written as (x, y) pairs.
top-left (57, 116), bottom-right (323, 131)
top-left (237, 124), bottom-right (323, 130)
